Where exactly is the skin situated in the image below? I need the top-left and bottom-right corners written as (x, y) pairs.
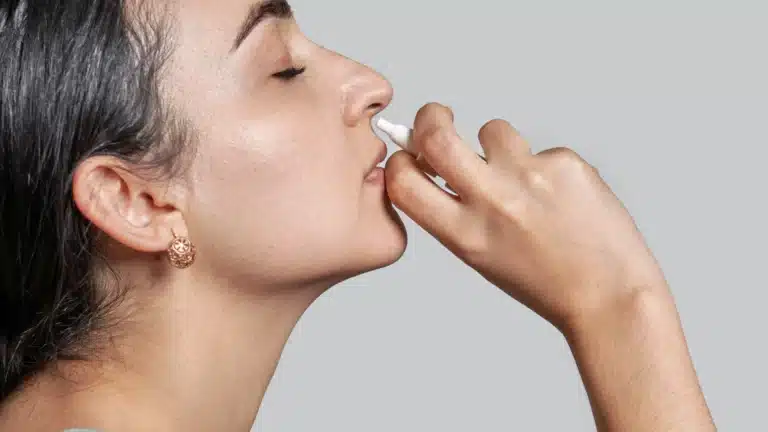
top-left (386, 104), bottom-right (716, 431)
top-left (2, 1), bottom-right (402, 431)
top-left (0, 1), bottom-right (715, 431)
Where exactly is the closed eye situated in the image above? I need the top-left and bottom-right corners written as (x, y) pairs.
top-left (272, 66), bottom-right (306, 80)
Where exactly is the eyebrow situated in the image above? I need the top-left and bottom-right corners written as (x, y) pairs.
top-left (231, 0), bottom-right (293, 52)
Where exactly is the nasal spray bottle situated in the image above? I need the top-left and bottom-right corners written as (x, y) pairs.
top-left (375, 118), bottom-right (415, 155)
top-left (375, 117), bottom-right (486, 193)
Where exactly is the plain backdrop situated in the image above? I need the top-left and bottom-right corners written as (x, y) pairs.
top-left (253, 1), bottom-right (767, 430)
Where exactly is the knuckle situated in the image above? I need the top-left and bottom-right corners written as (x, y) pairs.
top-left (413, 103), bottom-right (457, 159)
top-left (418, 124), bottom-right (451, 158)
top-left (522, 168), bottom-right (553, 192)
top-left (480, 180), bottom-right (531, 225)
top-left (542, 147), bottom-right (588, 171)
top-left (490, 194), bottom-right (529, 223)
top-left (454, 229), bottom-right (488, 258)
top-left (548, 146), bottom-right (579, 160)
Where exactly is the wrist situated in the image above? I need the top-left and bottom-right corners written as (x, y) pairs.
top-left (560, 277), bottom-right (675, 343)
top-left (558, 278), bottom-right (715, 431)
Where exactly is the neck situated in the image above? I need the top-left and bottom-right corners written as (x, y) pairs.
top-left (4, 273), bottom-right (330, 432)
top-left (129, 280), bottom-right (325, 431)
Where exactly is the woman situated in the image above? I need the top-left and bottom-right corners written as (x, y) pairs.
top-left (0, 0), bottom-right (716, 430)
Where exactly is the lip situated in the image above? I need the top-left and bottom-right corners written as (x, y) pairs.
top-left (364, 143), bottom-right (388, 179)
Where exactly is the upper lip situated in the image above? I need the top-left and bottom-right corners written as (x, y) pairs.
top-left (364, 143), bottom-right (388, 177)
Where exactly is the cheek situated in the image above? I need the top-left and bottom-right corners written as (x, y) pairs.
top-left (187, 121), bottom-right (362, 256)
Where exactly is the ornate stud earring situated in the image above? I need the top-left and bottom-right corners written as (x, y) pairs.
top-left (167, 229), bottom-right (196, 269)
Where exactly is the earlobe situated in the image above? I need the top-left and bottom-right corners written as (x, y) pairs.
top-left (72, 156), bottom-right (185, 254)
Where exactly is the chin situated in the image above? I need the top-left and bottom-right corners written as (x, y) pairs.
top-left (313, 227), bottom-right (406, 288)
top-left (347, 205), bottom-right (408, 275)
top-left (372, 229), bottom-right (408, 269)
top-left (365, 219), bottom-right (408, 271)
top-left (303, 198), bottom-right (408, 286)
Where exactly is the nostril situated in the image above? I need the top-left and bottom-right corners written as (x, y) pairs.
top-left (364, 102), bottom-right (384, 118)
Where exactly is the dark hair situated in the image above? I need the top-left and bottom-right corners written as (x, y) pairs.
top-left (0, 0), bottom-right (192, 401)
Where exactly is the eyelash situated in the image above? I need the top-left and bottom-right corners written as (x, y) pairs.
top-left (272, 66), bottom-right (306, 81)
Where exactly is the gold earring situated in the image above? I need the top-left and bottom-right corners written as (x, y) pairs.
top-left (167, 229), bottom-right (196, 269)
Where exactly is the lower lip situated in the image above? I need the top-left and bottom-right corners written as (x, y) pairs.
top-left (364, 167), bottom-right (385, 184)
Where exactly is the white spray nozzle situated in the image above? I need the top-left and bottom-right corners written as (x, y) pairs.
top-left (376, 117), bottom-right (415, 155)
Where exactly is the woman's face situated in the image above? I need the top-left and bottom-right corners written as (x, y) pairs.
top-left (162, 0), bottom-right (406, 288)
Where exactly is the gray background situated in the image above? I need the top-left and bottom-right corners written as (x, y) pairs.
top-left (254, 0), bottom-right (767, 430)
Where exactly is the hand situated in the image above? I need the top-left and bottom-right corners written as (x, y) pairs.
top-left (384, 103), bottom-right (668, 331)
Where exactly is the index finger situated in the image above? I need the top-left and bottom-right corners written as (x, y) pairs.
top-left (412, 103), bottom-right (490, 201)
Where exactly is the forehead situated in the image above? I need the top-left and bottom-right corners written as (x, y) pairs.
top-left (141, 0), bottom-right (262, 94)
top-left (135, 0), bottom-right (255, 115)
top-left (168, 0), bottom-right (250, 55)
top-left (145, 0), bottom-right (298, 112)
top-left (156, 0), bottom-right (293, 67)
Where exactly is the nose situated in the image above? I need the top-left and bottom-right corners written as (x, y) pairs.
top-left (340, 61), bottom-right (393, 127)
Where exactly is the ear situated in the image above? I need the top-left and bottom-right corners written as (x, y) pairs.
top-left (72, 156), bottom-right (187, 253)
